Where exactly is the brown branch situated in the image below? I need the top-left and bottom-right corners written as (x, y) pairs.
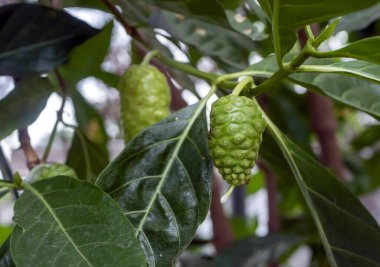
top-left (307, 94), bottom-right (346, 180)
top-left (18, 128), bottom-right (40, 170)
top-left (102, 0), bottom-right (139, 37)
top-left (211, 172), bottom-right (234, 252)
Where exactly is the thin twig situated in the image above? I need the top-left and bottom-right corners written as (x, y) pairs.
top-left (18, 128), bottom-right (40, 170)
top-left (42, 69), bottom-right (67, 162)
top-left (102, 0), bottom-right (139, 37)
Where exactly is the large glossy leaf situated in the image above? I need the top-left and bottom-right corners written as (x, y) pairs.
top-left (66, 128), bottom-right (109, 182)
top-left (96, 104), bottom-right (212, 266)
top-left (0, 76), bottom-right (52, 140)
top-left (11, 176), bottom-right (145, 267)
top-left (319, 37), bottom-right (380, 65)
top-left (208, 234), bottom-right (302, 267)
top-left (150, 10), bottom-right (255, 69)
top-left (0, 3), bottom-right (99, 77)
top-left (264, 114), bottom-right (380, 267)
top-left (271, 0), bottom-right (378, 60)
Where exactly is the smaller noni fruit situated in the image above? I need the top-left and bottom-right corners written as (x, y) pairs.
top-left (209, 95), bottom-right (266, 186)
top-left (119, 64), bottom-right (171, 142)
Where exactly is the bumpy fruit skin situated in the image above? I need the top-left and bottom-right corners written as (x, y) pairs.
top-left (27, 163), bottom-right (77, 182)
top-left (209, 95), bottom-right (266, 186)
top-left (119, 65), bottom-right (170, 142)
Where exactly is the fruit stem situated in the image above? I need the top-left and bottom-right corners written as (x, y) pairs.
top-left (220, 185), bottom-right (235, 203)
top-left (232, 77), bottom-right (254, 96)
top-left (141, 50), bottom-right (161, 65)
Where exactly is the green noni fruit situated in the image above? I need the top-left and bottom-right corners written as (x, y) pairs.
top-left (209, 95), bottom-right (266, 186)
top-left (27, 163), bottom-right (77, 182)
top-left (119, 64), bottom-right (171, 142)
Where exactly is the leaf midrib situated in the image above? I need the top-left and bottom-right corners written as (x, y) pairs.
top-left (25, 184), bottom-right (94, 267)
top-left (135, 104), bottom-right (207, 239)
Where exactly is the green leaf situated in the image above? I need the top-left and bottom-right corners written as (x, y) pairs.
top-left (144, 0), bottom-right (233, 29)
top-left (0, 227), bottom-right (12, 247)
top-left (96, 104), bottom-right (212, 266)
top-left (11, 176), bottom-right (145, 267)
top-left (248, 56), bottom-right (380, 119)
top-left (264, 113), bottom-right (380, 267)
top-left (0, 76), bottom-right (52, 140)
top-left (150, 10), bottom-right (255, 69)
top-left (63, 0), bottom-right (107, 10)
top-left (319, 37), bottom-right (380, 65)
top-left (351, 125), bottom-right (380, 150)
top-left (272, 0), bottom-right (379, 60)
top-left (257, 0), bottom-right (273, 22)
top-left (66, 128), bottom-right (109, 182)
top-left (0, 3), bottom-right (99, 77)
top-left (208, 234), bottom-right (301, 266)
top-left (335, 2), bottom-right (380, 33)
top-left (299, 60), bottom-right (380, 85)
top-left (0, 238), bottom-right (14, 267)
top-left (313, 17), bottom-right (342, 47)
top-left (60, 22), bottom-right (114, 146)
top-left (291, 74), bottom-right (380, 120)
top-left (69, 88), bottom-right (109, 146)
top-left (60, 22), bottom-right (115, 87)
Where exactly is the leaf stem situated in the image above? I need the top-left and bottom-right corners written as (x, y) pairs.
top-left (157, 54), bottom-right (217, 82)
top-left (254, 42), bottom-right (313, 94)
top-left (0, 180), bottom-right (18, 189)
top-left (220, 185), bottom-right (235, 203)
top-left (232, 77), bottom-right (254, 96)
top-left (272, 0), bottom-right (283, 68)
top-left (141, 50), bottom-right (161, 65)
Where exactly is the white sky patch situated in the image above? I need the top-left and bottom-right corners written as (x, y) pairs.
top-left (65, 7), bottom-right (112, 29)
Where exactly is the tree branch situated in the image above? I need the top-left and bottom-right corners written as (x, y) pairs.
top-left (18, 128), bottom-right (40, 170)
top-left (211, 172), bottom-right (234, 252)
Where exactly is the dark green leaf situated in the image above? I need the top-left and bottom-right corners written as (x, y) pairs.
top-left (265, 116), bottom-right (380, 267)
top-left (144, 0), bottom-right (233, 29)
top-left (63, 0), bottom-right (107, 10)
top-left (351, 125), bottom-right (380, 150)
top-left (69, 88), bottom-right (109, 146)
top-left (66, 128), bottom-right (109, 182)
top-left (0, 238), bottom-right (14, 267)
top-left (209, 234), bottom-right (301, 267)
top-left (11, 176), bottom-right (145, 267)
top-left (257, 0), bottom-right (273, 22)
top-left (60, 22), bottom-right (115, 87)
top-left (0, 76), bottom-right (52, 140)
top-left (0, 227), bottom-right (12, 247)
top-left (150, 10), bottom-right (255, 69)
top-left (96, 104), bottom-right (212, 266)
top-left (0, 3), bottom-right (99, 77)
top-left (272, 0), bottom-right (378, 59)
